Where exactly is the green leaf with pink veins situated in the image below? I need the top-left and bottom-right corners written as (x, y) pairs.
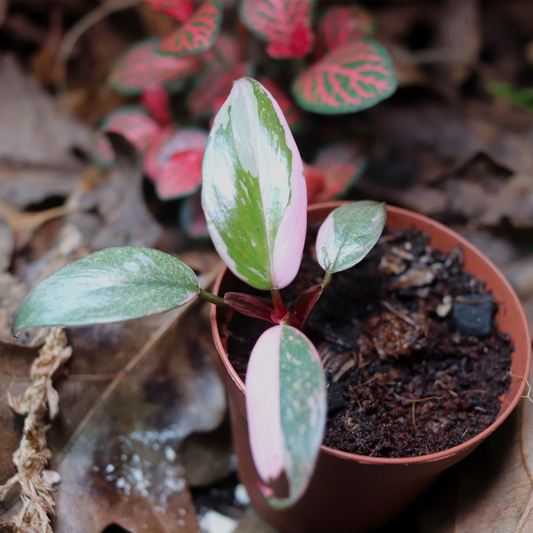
top-left (246, 325), bottom-right (327, 508)
top-left (202, 77), bottom-right (307, 290)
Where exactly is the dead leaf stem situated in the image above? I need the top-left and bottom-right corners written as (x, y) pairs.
top-left (0, 328), bottom-right (72, 533)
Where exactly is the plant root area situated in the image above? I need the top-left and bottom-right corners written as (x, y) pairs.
top-left (224, 226), bottom-right (512, 458)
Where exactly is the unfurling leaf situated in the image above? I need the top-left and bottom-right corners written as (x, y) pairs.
top-left (319, 5), bottom-right (376, 52)
top-left (159, 0), bottom-right (223, 57)
top-left (144, 127), bottom-right (208, 180)
top-left (98, 106), bottom-right (161, 153)
top-left (155, 149), bottom-right (204, 200)
top-left (143, 0), bottom-right (195, 22)
top-left (14, 248), bottom-right (199, 333)
top-left (141, 83), bottom-right (172, 125)
top-left (202, 78), bottom-right (307, 290)
top-left (316, 201), bottom-right (386, 274)
top-left (290, 284), bottom-right (323, 325)
top-left (180, 192), bottom-right (210, 238)
top-left (224, 292), bottom-right (275, 323)
top-left (309, 140), bottom-right (368, 202)
top-left (239, 0), bottom-right (315, 59)
top-left (293, 39), bottom-right (397, 114)
top-left (246, 325), bottom-right (326, 508)
top-left (108, 38), bottom-right (201, 95)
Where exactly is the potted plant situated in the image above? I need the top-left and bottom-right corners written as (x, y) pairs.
top-left (14, 78), bottom-right (531, 533)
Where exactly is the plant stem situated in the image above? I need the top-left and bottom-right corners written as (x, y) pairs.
top-left (321, 271), bottom-right (332, 289)
top-left (198, 288), bottom-right (230, 308)
top-left (271, 288), bottom-right (284, 307)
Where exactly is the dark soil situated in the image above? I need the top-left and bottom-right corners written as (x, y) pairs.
top-left (222, 225), bottom-right (513, 459)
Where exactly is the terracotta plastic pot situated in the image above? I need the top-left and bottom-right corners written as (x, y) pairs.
top-left (210, 203), bottom-right (531, 533)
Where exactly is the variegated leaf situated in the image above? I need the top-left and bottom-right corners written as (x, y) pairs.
top-left (143, 0), bottom-right (195, 22)
top-left (155, 149), bottom-right (204, 200)
top-left (91, 133), bottom-right (116, 168)
top-left (188, 61), bottom-right (251, 117)
top-left (180, 192), bottom-right (210, 239)
top-left (303, 163), bottom-right (325, 205)
top-left (144, 127), bottom-right (208, 180)
top-left (316, 201), bottom-right (386, 274)
top-left (199, 32), bottom-right (242, 66)
top-left (260, 78), bottom-right (300, 125)
top-left (319, 5), bottom-right (376, 52)
top-left (98, 105), bottom-right (161, 153)
top-left (141, 83), bottom-right (172, 125)
top-left (108, 38), bottom-right (201, 95)
top-left (14, 248), bottom-right (199, 333)
top-left (293, 39), bottom-right (397, 114)
top-left (246, 325), bottom-right (326, 508)
top-left (202, 78), bottom-right (307, 290)
top-left (311, 140), bottom-right (368, 202)
top-left (240, 0), bottom-right (315, 59)
top-left (159, 0), bottom-right (223, 57)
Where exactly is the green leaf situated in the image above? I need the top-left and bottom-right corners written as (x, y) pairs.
top-left (488, 82), bottom-right (533, 112)
top-left (316, 201), bottom-right (385, 274)
top-left (202, 77), bottom-right (307, 290)
top-left (14, 247), bottom-right (199, 333)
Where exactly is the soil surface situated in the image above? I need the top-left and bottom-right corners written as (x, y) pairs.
top-left (223, 225), bottom-right (513, 458)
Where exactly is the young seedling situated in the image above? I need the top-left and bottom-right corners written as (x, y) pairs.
top-left (14, 78), bottom-right (385, 509)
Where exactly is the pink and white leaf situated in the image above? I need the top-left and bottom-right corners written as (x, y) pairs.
top-left (260, 78), bottom-right (300, 125)
top-left (141, 83), bottom-right (172, 125)
top-left (144, 127), bottom-right (208, 181)
top-left (202, 78), bottom-right (307, 290)
top-left (99, 106), bottom-right (160, 153)
top-left (143, 0), bottom-right (195, 22)
top-left (108, 38), bottom-right (202, 95)
top-left (240, 0), bottom-right (315, 59)
top-left (155, 149), bottom-right (204, 200)
top-left (246, 325), bottom-right (326, 507)
top-left (316, 201), bottom-right (386, 274)
top-left (159, 0), bottom-right (223, 57)
top-left (319, 5), bottom-right (376, 53)
top-left (292, 39), bottom-right (397, 114)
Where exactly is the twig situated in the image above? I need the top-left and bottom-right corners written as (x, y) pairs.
top-left (0, 328), bottom-right (72, 533)
top-left (510, 371), bottom-right (533, 404)
top-left (381, 301), bottom-right (417, 327)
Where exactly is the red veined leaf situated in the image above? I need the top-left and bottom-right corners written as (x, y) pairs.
top-left (99, 106), bottom-right (161, 153)
top-left (319, 5), bottom-right (376, 53)
top-left (180, 192), bottom-right (210, 238)
top-left (292, 39), bottom-right (397, 114)
top-left (303, 163), bottom-right (325, 204)
top-left (188, 61), bottom-right (251, 117)
top-left (141, 83), bottom-right (172, 125)
top-left (144, 127), bottom-right (208, 180)
top-left (155, 149), bottom-right (204, 200)
top-left (108, 38), bottom-right (201, 95)
top-left (143, 0), bottom-right (194, 22)
top-left (199, 32), bottom-right (242, 66)
top-left (259, 78), bottom-right (300, 125)
top-left (224, 292), bottom-right (275, 323)
top-left (239, 0), bottom-right (315, 59)
top-left (159, 0), bottom-right (223, 57)
top-left (91, 134), bottom-right (116, 168)
top-left (290, 284), bottom-right (322, 326)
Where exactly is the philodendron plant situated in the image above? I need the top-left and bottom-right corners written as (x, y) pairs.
top-left (14, 78), bottom-right (385, 508)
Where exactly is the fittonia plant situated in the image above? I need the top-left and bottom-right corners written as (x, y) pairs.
top-left (14, 78), bottom-right (385, 508)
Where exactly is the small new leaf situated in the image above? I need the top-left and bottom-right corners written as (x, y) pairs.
top-left (316, 201), bottom-right (386, 274)
top-left (156, 149), bottom-right (204, 200)
top-left (14, 248), bottom-right (199, 333)
top-left (246, 325), bottom-right (326, 508)
top-left (292, 39), bottom-right (396, 114)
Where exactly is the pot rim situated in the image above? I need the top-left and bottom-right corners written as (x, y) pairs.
top-left (211, 202), bottom-right (532, 466)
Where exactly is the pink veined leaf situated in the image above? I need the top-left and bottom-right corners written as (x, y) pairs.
top-left (155, 149), bottom-right (204, 200)
top-left (91, 133), bottom-right (116, 168)
top-left (240, 0), bottom-right (315, 59)
top-left (159, 0), bottom-right (223, 57)
top-left (143, 0), bottom-right (195, 22)
top-left (180, 192), bottom-right (210, 238)
top-left (144, 127), bottom-right (208, 180)
top-left (99, 106), bottom-right (161, 153)
top-left (260, 78), bottom-right (300, 125)
top-left (303, 163), bottom-right (325, 204)
top-left (312, 140), bottom-right (368, 201)
top-left (199, 32), bottom-right (242, 66)
top-left (108, 38), bottom-right (202, 95)
top-left (141, 83), bottom-right (172, 126)
top-left (319, 5), bottom-right (376, 53)
top-left (188, 61), bottom-right (251, 117)
top-left (292, 38), bottom-right (397, 114)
